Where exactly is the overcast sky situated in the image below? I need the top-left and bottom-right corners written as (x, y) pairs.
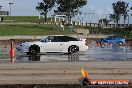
top-left (0, 0), bottom-right (132, 23)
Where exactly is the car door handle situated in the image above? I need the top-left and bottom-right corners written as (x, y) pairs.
top-left (60, 44), bottom-right (62, 45)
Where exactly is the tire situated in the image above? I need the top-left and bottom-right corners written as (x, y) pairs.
top-left (68, 45), bottom-right (79, 54)
top-left (118, 42), bottom-right (123, 45)
top-left (29, 45), bottom-right (40, 55)
top-left (27, 52), bottom-right (30, 55)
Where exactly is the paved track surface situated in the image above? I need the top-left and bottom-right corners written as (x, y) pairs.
top-left (0, 61), bottom-right (131, 84)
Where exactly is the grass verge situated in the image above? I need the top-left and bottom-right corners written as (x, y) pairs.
top-left (0, 24), bottom-right (75, 36)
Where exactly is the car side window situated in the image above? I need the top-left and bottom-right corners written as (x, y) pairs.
top-left (106, 36), bottom-right (111, 39)
top-left (41, 37), bottom-right (49, 42)
top-left (43, 36), bottom-right (56, 42)
top-left (63, 36), bottom-right (78, 42)
top-left (50, 36), bottom-right (57, 42)
top-left (46, 36), bottom-right (63, 42)
top-left (55, 36), bottom-right (63, 42)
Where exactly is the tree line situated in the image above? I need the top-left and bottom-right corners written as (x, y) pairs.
top-left (36, 0), bottom-right (132, 25)
top-left (36, 0), bottom-right (87, 22)
top-left (100, 1), bottom-right (132, 26)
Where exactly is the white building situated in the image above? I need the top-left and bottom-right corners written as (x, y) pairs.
top-left (0, 11), bottom-right (9, 16)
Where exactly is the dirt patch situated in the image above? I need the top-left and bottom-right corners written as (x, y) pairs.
top-left (0, 39), bottom-right (34, 48)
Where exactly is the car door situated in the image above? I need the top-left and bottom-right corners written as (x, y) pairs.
top-left (61, 36), bottom-right (79, 52)
top-left (107, 37), bottom-right (114, 43)
top-left (112, 37), bottom-right (118, 43)
top-left (41, 36), bottom-right (63, 52)
top-left (61, 36), bottom-right (71, 52)
top-left (115, 37), bottom-right (120, 43)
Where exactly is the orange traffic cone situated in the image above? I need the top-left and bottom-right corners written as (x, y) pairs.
top-left (10, 41), bottom-right (15, 63)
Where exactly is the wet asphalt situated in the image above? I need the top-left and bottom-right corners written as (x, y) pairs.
top-left (0, 46), bottom-right (132, 63)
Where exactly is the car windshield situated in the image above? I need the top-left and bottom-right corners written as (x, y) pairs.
top-left (108, 36), bottom-right (118, 38)
top-left (40, 37), bottom-right (49, 42)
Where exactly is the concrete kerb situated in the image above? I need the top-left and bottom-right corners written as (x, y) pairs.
top-left (0, 36), bottom-right (46, 40)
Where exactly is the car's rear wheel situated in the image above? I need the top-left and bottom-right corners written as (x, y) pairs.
top-left (68, 45), bottom-right (79, 54)
top-left (29, 45), bottom-right (40, 55)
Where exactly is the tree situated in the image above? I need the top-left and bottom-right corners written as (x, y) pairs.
top-left (99, 18), bottom-right (109, 25)
top-left (98, 18), bottom-right (109, 27)
top-left (112, 1), bottom-right (129, 25)
top-left (56, 0), bottom-right (87, 22)
top-left (109, 14), bottom-right (120, 24)
top-left (120, 2), bottom-right (129, 25)
top-left (36, 0), bottom-right (55, 22)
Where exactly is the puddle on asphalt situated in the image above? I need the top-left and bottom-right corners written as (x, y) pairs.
top-left (0, 46), bottom-right (132, 63)
top-left (15, 54), bottom-right (81, 62)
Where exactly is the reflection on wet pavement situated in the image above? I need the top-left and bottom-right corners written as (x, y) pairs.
top-left (16, 54), bottom-right (81, 62)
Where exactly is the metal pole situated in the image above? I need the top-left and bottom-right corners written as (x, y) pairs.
top-left (92, 13), bottom-right (94, 26)
top-left (9, 3), bottom-right (13, 16)
top-left (127, 14), bottom-right (129, 27)
top-left (89, 13), bottom-right (91, 26)
top-left (82, 13), bottom-right (83, 25)
top-left (115, 14), bottom-right (116, 28)
top-left (85, 13), bottom-right (87, 26)
top-left (78, 13), bottom-right (79, 25)
top-left (92, 13), bottom-right (95, 23)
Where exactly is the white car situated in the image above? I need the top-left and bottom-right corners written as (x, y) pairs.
top-left (16, 35), bottom-right (88, 55)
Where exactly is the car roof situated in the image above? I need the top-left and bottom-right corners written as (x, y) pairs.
top-left (107, 35), bottom-right (118, 37)
top-left (42, 35), bottom-right (73, 39)
top-left (49, 35), bottom-right (65, 36)
top-left (108, 35), bottom-right (117, 37)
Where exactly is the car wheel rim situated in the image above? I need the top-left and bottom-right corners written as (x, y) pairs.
top-left (70, 47), bottom-right (75, 53)
top-left (69, 46), bottom-right (79, 54)
top-left (31, 48), bottom-right (35, 54)
top-left (30, 47), bottom-right (37, 55)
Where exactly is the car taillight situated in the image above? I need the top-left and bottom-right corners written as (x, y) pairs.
top-left (84, 39), bottom-right (87, 46)
top-left (80, 38), bottom-right (86, 41)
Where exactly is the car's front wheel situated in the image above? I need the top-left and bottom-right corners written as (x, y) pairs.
top-left (29, 45), bottom-right (40, 55)
top-left (68, 45), bottom-right (79, 54)
top-left (118, 42), bottom-right (124, 45)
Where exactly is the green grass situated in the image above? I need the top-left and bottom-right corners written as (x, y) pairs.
top-left (1, 16), bottom-right (132, 38)
top-left (0, 16), bottom-right (40, 23)
top-left (0, 24), bottom-right (75, 36)
top-left (0, 16), bottom-right (53, 23)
